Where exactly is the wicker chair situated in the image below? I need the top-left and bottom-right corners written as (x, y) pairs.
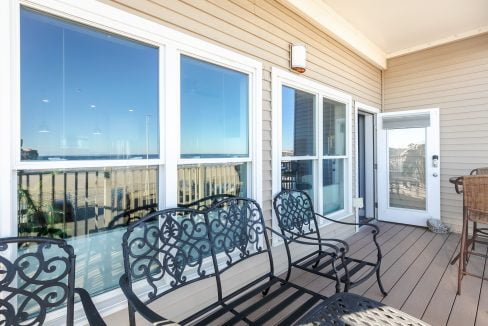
top-left (457, 175), bottom-right (488, 295)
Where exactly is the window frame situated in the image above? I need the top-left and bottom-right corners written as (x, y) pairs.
top-left (271, 67), bottom-right (353, 245)
top-left (2, 0), bottom-right (262, 323)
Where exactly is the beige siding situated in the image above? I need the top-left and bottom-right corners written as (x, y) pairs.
top-left (384, 33), bottom-right (488, 232)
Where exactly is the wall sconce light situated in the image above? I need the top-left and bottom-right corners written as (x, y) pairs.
top-left (290, 43), bottom-right (307, 73)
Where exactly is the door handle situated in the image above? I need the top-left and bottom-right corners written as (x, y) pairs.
top-left (433, 173), bottom-right (439, 177)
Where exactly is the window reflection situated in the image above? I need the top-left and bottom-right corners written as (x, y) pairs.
top-left (180, 55), bottom-right (249, 158)
top-left (281, 160), bottom-right (314, 200)
top-left (177, 163), bottom-right (247, 205)
top-left (20, 8), bottom-right (159, 161)
top-left (282, 86), bottom-right (315, 156)
top-left (323, 98), bottom-right (346, 156)
top-left (17, 166), bottom-right (158, 295)
top-left (323, 159), bottom-right (344, 214)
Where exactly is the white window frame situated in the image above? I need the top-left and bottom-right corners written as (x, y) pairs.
top-left (271, 67), bottom-right (353, 245)
top-left (1, 0), bottom-right (262, 324)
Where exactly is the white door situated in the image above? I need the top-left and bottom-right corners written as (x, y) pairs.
top-left (377, 109), bottom-right (440, 226)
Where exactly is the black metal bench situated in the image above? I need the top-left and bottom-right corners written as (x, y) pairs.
top-left (119, 197), bottom-right (333, 325)
top-left (273, 190), bottom-right (387, 295)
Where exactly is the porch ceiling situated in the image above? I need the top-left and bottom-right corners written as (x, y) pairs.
top-left (281, 0), bottom-right (488, 69)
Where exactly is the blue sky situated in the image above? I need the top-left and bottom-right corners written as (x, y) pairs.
top-left (21, 8), bottom-right (159, 159)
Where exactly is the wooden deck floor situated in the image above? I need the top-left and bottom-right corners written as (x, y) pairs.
top-left (218, 222), bottom-right (487, 326)
top-left (281, 221), bottom-right (488, 326)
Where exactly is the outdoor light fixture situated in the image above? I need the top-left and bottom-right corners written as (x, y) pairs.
top-left (290, 43), bottom-right (306, 73)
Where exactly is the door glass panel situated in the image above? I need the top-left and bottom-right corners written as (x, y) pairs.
top-left (281, 86), bottom-right (315, 156)
top-left (281, 160), bottom-right (314, 200)
top-left (388, 128), bottom-right (426, 210)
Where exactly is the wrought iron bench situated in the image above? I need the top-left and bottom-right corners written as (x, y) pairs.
top-left (273, 190), bottom-right (387, 295)
top-left (0, 237), bottom-right (106, 326)
top-left (119, 197), bottom-right (332, 325)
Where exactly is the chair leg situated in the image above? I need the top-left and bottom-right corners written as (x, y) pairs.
top-left (458, 218), bottom-right (468, 295)
top-left (472, 222), bottom-right (477, 251)
top-left (376, 265), bottom-right (388, 296)
top-left (128, 304), bottom-right (136, 326)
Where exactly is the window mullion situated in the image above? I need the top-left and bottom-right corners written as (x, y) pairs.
top-left (163, 45), bottom-right (179, 208)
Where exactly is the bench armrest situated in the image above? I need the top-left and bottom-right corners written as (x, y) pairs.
top-left (315, 213), bottom-right (380, 234)
top-left (265, 226), bottom-right (341, 255)
top-left (74, 288), bottom-right (107, 326)
top-left (119, 274), bottom-right (178, 325)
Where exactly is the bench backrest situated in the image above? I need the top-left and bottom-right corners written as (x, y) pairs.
top-left (121, 208), bottom-right (215, 303)
top-left (121, 198), bottom-right (273, 304)
top-left (273, 190), bottom-right (321, 240)
top-left (205, 198), bottom-right (273, 275)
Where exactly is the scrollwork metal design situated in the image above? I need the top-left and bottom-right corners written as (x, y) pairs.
top-left (122, 209), bottom-right (213, 303)
top-left (273, 190), bottom-right (318, 237)
top-left (206, 198), bottom-right (266, 271)
top-left (0, 238), bottom-right (74, 326)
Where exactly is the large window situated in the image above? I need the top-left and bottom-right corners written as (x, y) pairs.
top-left (7, 2), bottom-right (262, 315)
top-left (272, 68), bottom-right (351, 230)
top-left (18, 7), bottom-right (160, 297)
top-left (178, 56), bottom-right (253, 205)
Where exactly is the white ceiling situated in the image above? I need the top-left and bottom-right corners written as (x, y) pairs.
top-left (322, 0), bottom-right (488, 57)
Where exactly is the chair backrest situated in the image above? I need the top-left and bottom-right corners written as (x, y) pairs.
top-left (463, 176), bottom-right (488, 223)
top-left (121, 208), bottom-right (215, 303)
top-left (0, 237), bottom-right (75, 326)
top-left (471, 167), bottom-right (488, 175)
top-left (205, 198), bottom-right (273, 275)
top-left (273, 190), bottom-right (320, 239)
top-left (178, 194), bottom-right (236, 211)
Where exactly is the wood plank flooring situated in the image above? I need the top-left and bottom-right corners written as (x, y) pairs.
top-left (106, 222), bottom-right (487, 325)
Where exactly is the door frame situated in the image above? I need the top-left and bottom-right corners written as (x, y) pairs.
top-left (376, 108), bottom-right (440, 226)
top-left (354, 102), bottom-right (380, 231)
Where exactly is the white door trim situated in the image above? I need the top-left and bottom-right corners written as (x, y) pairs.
top-left (354, 102), bottom-right (380, 230)
top-left (377, 108), bottom-right (440, 226)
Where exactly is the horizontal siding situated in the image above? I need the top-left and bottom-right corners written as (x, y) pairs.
top-left (383, 33), bottom-right (488, 231)
top-left (102, 0), bottom-right (382, 222)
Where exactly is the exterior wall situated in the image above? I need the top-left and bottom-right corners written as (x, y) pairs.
top-left (383, 33), bottom-right (488, 232)
top-left (101, 0), bottom-right (382, 222)
top-left (97, 0), bottom-right (382, 322)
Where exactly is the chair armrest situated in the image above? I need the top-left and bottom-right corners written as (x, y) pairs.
top-left (74, 288), bottom-right (107, 326)
top-left (315, 213), bottom-right (380, 234)
top-left (265, 226), bottom-right (341, 256)
top-left (119, 274), bottom-right (178, 325)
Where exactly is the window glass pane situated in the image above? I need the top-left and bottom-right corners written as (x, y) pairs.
top-left (282, 86), bottom-right (315, 156)
top-left (323, 98), bottom-right (346, 156)
top-left (17, 166), bottom-right (158, 296)
top-left (281, 160), bottom-right (314, 200)
top-left (20, 8), bottom-right (159, 161)
top-left (180, 55), bottom-right (249, 158)
top-left (388, 128), bottom-right (426, 210)
top-left (323, 159), bottom-right (344, 214)
top-left (177, 163), bottom-right (248, 206)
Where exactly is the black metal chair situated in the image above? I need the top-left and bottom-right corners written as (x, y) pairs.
top-left (119, 198), bottom-right (328, 325)
top-left (0, 237), bottom-right (106, 326)
top-left (273, 190), bottom-right (387, 295)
